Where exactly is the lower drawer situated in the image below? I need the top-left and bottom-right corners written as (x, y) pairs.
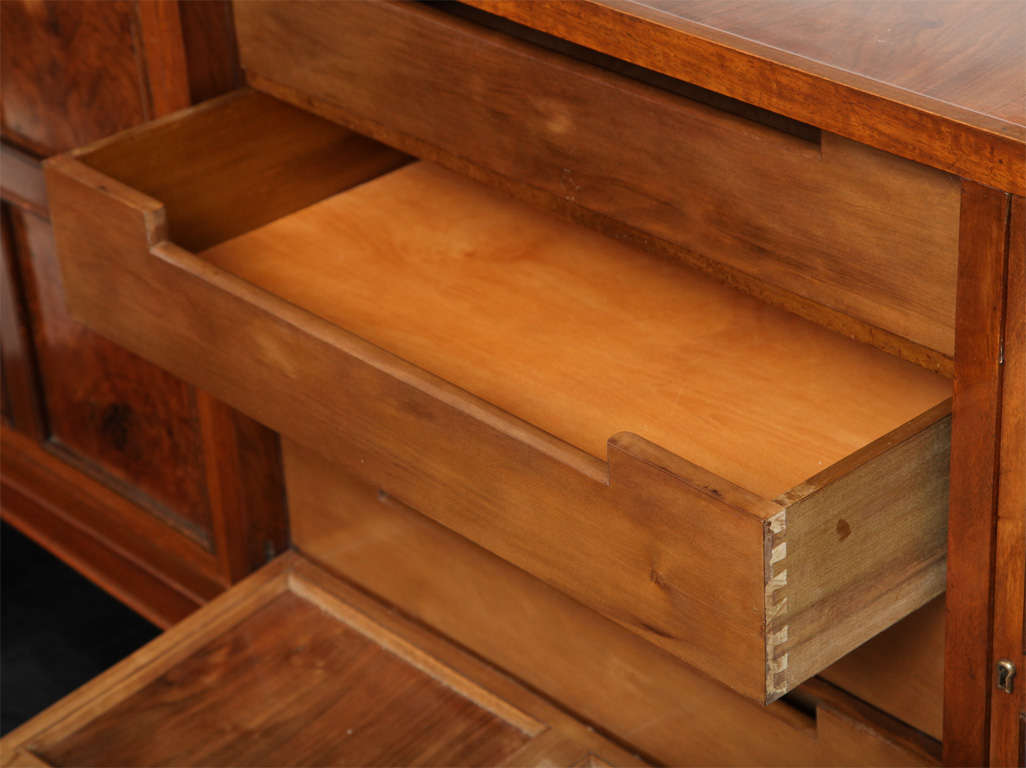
top-left (284, 438), bottom-right (941, 766)
top-left (0, 553), bottom-right (640, 767)
top-left (44, 90), bottom-right (951, 703)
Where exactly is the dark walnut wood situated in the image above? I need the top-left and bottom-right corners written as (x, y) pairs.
top-left (7, 204), bottom-right (214, 542)
top-left (464, 0), bottom-right (1025, 196)
top-left (1, 204), bottom-right (45, 439)
top-left (944, 181), bottom-right (1013, 767)
top-left (0, 0), bottom-right (287, 621)
top-left (178, 0), bottom-right (243, 104)
top-left (989, 195), bottom-right (1026, 767)
top-left (0, 0), bottom-right (150, 155)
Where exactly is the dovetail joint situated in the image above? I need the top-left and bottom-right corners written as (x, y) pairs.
top-left (766, 509), bottom-right (789, 699)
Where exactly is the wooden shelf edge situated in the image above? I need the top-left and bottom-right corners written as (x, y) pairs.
top-left (1, 427), bottom-right (222, 628)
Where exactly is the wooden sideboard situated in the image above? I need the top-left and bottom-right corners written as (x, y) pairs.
top-left (1, 2), bottom-right (1022, 766)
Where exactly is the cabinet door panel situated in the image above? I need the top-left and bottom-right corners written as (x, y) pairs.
top-left (8, 206), bottom-right (213, 544)
top-left (1, 1), bottom-right (150, 155)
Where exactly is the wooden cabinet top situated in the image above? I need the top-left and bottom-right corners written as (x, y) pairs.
top-left (465, 0), bottom-right (1026, 194)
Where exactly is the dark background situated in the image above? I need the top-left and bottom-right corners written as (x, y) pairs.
top-left (1, 522), bottom-right (159, 734)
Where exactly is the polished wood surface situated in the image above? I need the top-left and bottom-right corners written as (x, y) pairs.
top-left (944, 181), bottom-right (1014, 767)
top-left (0, 553), bottom-right (644, 768)
top-left (135, 0), bottom-right (191, 117)
top-left (286, 439), bottom-right (939, 766)
top-left (0, 1), bottom-right (150, 156)
top-left (464, 0), bottom-right (1026, 195)
top-left (989, 195), bottom-right (1026, 766)
top-left (203, 161), bottom-right (950, 498)
top-left (44, 97), bottom-right (952, 700)
top-left (641, 1), bottom-right (1024, 125)
top-left (8, 202), bottom-right (214, 540)
top-left (0, 1), bottom-right (288, 619)
top-left (236, 0), bottom-right (961, 364)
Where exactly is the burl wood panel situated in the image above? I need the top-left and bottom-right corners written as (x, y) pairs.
top-left (464, 0), bottom-right (1025, 195)
top-left (0, 0), bottom-right (149, 155)
top-left (7, 206), bottom-right (213, 542)
top-left (38, 592), bottom-right (528, 767)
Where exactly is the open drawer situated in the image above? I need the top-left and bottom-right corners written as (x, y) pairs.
top-left (0, 552), bottom-right (643, 767)
top-left (44, 90), bottom-right (951, 704)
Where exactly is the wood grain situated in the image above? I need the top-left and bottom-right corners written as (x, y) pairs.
top-left (285, 440), bottom-right (940, 766)
top-left (1, 428), bottom-right (216, 627)
top-left (44, 103), bottom-right (953, 700)
top-left (770, 405), bottom-right (950, 696)
top-left (39, 593), bottom-right (529, 767)
top-left (135, 0), bottom-right (191, 117)
top-left (202, 161), bottom-right (951, 499)
top-left (234, 0), bottom-right (962, 360)
top-left (463, 0), bottom-right (1025, 195)
top-left (8, 204), bottom-right (214, 542)
top-left (943, 181), bottom-right (1012, 767)
top-left (0, 0), bottom-right (149, 156)
top-left (820, 596), bottom-right (945, 740)
top-left (2, 553), bottom-right (643, 768)
top-left (198, 391), bottom-right (287, 581)
top-left (77, 90), bottom-right (410, 252)
top-left (1, 0), bottom-right (289, 630)
top-left (990, 195), bottom-right (1026, 766)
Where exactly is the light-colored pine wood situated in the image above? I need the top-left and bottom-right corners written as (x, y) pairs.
top-left (44, 94), bottom-right (951, 702)
top-left (285, 439), bottom-right (939, 766)
top-left (0, 552), bottom-right (643, 768)
top-left (75, 89), bottom-right (409, 252)
top-left (770, 405), bottom-right (950, 695)
top-left (201, 161), bottom-right (951, 499)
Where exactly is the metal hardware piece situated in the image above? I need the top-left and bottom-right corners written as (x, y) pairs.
top-left (997, 659), bottom-right (1016, 693)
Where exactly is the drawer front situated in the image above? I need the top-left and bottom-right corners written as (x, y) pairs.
top-left (234, 0), bottom-right (960, 367)
top-left (45, 91), bottom-right (950, 703)
top-left (284, 438), bottom-right (941, 766)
